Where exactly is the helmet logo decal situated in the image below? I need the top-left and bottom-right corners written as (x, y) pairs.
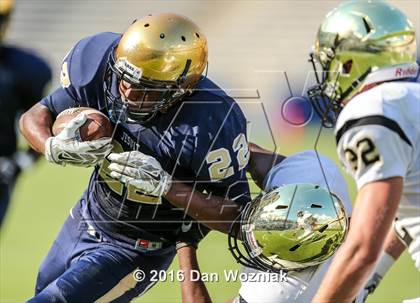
top-left (364, 62), bottom-right (419, 87)
top-left (60, 62), bottom-right (71, 88)
top-left (395, 66), bottom-right (418, 78)
top-left (115, 58), bottom-right (143, 82)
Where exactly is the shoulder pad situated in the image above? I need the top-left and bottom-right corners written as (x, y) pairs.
top-left (64, 32), bottom-right (121, 88)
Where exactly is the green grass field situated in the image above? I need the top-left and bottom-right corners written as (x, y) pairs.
top-left (1, 129), bottom-right (419, 302)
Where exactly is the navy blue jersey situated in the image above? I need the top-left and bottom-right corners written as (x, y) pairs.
top-left (0, 46), bottom-right (51, 156)
top-left (40, 32), bottom-right (250, 242)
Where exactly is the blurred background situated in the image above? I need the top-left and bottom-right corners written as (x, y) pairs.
top-left (1, 0), bottom-right (419, 302)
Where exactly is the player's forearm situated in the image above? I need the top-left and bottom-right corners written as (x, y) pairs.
top-left (313, 207), bottom-right (388, 302)
top-left (248, 142), bottom-right (284, 189)
top-left (20, 103), bottom-right (53, 154)
top-left (178, 246), bottom-right (212, 303)
top-left (164, 181), bottom-right (242, 233)
top-left (312, 240), bottom-right (379, 302)
top-left (313, 178), bottom-right (403, 302)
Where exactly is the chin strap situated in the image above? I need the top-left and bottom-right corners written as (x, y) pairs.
top-left (178, 59), bottom-right (192, 84)
top-left (340, 67), bottom-right (372, 102)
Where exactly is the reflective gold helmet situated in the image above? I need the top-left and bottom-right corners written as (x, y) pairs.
top-left (228, 184), bottom-right (348, 271)
top-left (307, 1), bottom-right (418, 127)
top-left (104, 13), bottom-right (208, 123)
top-left (0, 0), bottom-right (14, 44)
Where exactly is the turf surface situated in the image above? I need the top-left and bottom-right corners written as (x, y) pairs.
top-left (1, 129), bottom-right (419, 302)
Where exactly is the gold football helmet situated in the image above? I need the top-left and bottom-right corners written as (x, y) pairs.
top-left (228, 184), bottom-right (348, 272)
top-left (0, 0), bottom-right (14, 43)
top-left (307, 1), bottom-right (418, 127)
top-left (104, 13), bottom-right (208, 123)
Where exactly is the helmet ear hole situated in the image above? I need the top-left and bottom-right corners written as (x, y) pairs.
top-left (342, 60), bottom-right (353, 74)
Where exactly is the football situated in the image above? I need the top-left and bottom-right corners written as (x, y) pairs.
top-left (52, 107), bottom-right (113, 141)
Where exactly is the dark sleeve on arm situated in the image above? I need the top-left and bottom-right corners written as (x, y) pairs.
top-left (211, 173), bottom-right (251, 206)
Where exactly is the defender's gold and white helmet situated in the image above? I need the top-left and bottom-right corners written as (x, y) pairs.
top-left (228, 184), bottom-right (348, 272)
top-left (308, 1), bottom-right (418, 127)
top-left (104, 13), bottom-right (208, 123)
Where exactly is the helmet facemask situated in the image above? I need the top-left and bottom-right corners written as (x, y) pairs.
top-left (307, 50), bottom-right (342, 128)
top-left (104, 49), bottom-right (192, 124)
top-left (228, 194), bottom-right (286, 273)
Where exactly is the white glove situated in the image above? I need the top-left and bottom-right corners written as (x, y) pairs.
top-left (107, 151), bottom-right (172, 197)
top-left (44, 113), bottom-right (113, 167)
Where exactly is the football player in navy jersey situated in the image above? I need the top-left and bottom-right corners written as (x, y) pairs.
top-left (20, 13), bottom-right (250, 302)
top-left (0, 0), bottom-right (51, 227)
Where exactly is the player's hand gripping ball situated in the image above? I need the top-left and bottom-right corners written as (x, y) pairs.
top-left (52, 107), bottom-right (113, 140)
top-left (108, 151), bottom-right (172, 197)
top-left (45, 107), bottom-right (114, 167)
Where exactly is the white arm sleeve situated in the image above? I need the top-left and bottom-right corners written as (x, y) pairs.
top-left (337, 124), bottom-right (412, 189)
